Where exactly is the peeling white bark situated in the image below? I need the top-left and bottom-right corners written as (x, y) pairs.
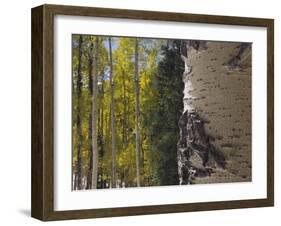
top-left (182, 55), bottom-right (195, 112)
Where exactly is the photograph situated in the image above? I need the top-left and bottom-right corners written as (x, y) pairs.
top-left (30, 3), bottom-right (274, 221)
top-left (71, 35), bottom-right (252, 190)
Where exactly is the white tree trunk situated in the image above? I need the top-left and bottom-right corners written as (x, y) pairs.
top-left (134, 38), bottom-right (141, 187)
top-left (109, 38), bottom-right (117, 188)
top-left (92, 37), bottom-right (99, 189)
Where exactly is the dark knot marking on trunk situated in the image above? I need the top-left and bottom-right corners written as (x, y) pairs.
top-left (177, 110), bottom-right (226, 185)
top-left (224, 43), bottom-right (251, 71)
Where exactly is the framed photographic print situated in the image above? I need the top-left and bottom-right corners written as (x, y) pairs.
top-left (31, 4), bottom-right (274, 221)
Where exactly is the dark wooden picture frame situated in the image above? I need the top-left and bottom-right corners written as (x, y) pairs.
top-left (31, 4), bottom-right (274, 221)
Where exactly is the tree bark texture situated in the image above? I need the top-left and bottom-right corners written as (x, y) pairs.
top-left (86, 41), bottom-right (94, 189)
top-left (109, 38), bottom-right (117, 188)
top-left (134, 38), bottom-right (141, 187)
top-left (91, 37), bottom-right (99, 189)
top-left (76, 35), bottom-right (83, 190)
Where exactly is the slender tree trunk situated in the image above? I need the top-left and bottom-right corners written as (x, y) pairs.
top-left (127, 94), bottom-right (130, 140)
top-left (106, 109), bottom-right (111, 155)
top-left (73, 173), bottom-right (77, 190)
top-left (99, 69), bottom-right (105, 187)
top-left (103, 110), bottom-right (110, 185)
top-left (109, 38), bottom-right (117, 188)
top-left (122, 69), bottom-right (127, 145)
top-left (86, 115), bottom-right (93, 189)
top-left (101, 79), bottom-right (105, 140)
top-left (86, 41), bottom-right (94, 189)
top-left (92, 37), bottom-right (99, 189)
top-left (76, 35), bottom-right (83, 190)
top-left (134, 38), bottom-right (141, 187)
